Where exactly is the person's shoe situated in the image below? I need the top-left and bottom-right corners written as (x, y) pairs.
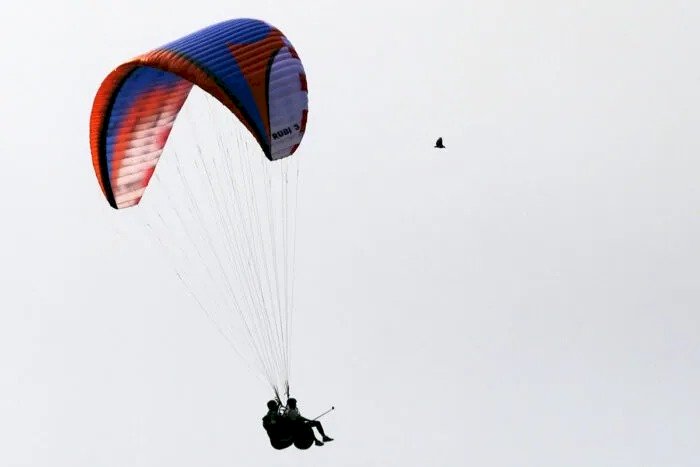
top-left (322, 436), bottom-right (334, 442)
top-left (314, 440), bottom-right (324, 446)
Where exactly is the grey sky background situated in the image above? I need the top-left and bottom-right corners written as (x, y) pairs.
top-left (2, 1), bottom-right (699, 466)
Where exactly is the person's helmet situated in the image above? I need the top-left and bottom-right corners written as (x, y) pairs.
top-left (267, 400), bottom-right (278, 410)
top-left (287, 398), bottom-right (297, 408)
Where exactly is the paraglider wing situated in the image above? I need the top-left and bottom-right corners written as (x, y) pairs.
top-left (89, 18), bottom-right (308, 209)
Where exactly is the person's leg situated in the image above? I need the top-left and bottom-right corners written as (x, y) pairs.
top-left (310, 421), bottom-right (333, 441)
top-left (304, 422), bottom-right (324, 446)
top-left (309, 421), bottom-right (326, 437)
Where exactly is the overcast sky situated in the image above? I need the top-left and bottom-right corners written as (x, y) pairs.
top-left (2, 1), bottom-right (699, 466)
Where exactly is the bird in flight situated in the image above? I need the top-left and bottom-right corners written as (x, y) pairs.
top-left (434, 137), bottom-right (446, 149)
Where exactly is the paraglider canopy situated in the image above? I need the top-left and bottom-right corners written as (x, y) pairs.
top-left (89, 18), bottom-right (308, 209)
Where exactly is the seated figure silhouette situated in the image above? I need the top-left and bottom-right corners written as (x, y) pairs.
top-left (283, 398), bottom-right (333, 447)
top-left (262, 400), bottom-right (294, 449)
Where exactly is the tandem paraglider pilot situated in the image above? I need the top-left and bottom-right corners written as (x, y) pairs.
top-left (262, 398), bottom-right (333, 450)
